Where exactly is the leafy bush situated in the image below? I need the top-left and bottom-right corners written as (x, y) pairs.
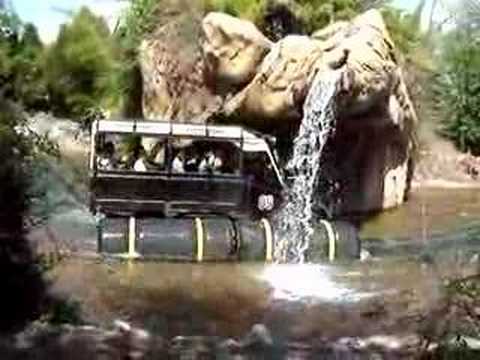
top-left (0, 9), bottom-right (47, 110)
top-left (203, 0), bottom-right (364, 35)
top-left (44, 298), bottom-right (83, 326)
top-left (0, 97), bottom-right (57, 331)
top-left (205, 0), bottom-right (266, 22)
top-left (381, 6), bottom-right (421, 56)
top-left (11, 24), bottom-right (48, 110)
top-left (45, 7), bottom-right (118, 119)
top-left (114, 0), bottom-right (163, 117)
top-left (295, 0), bottom-right (360, 33)
top-left (436, 29), bottom-right (480, 155)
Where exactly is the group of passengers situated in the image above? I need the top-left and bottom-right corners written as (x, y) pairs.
top-left (96, 141), bottom-right (227, 174)
top-left (171, 149), bottom-right (225, 174)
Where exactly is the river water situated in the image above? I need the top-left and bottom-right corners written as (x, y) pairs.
top-left (37, 166), bottom-right (480, 355)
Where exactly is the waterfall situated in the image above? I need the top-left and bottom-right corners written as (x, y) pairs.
top-left (274, 70), bottom-right (341, 263)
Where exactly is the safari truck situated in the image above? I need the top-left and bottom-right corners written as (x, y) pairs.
top-left (89, 119), bottom-right (360, 262)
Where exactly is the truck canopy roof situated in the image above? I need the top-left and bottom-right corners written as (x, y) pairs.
top-left (92, 120), bottom-right (272, 153)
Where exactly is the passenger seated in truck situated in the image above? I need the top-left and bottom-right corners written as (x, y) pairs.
top-left (184, 149), bottom-right (198, 172)
top-left (148, 140), bottom-right (167, 170)
top-left (172, 150), bottom-right (186, 173)
top-left (199, 151), bottom-right (214, 174)
top-left (97, 141), bottom-right (117, 170)
top-left (212, 149), bottom-right (224, 174)
top-left (133, 146), bottom-right (148, 172)
top-left (199, 150), bottom-right (225, 174)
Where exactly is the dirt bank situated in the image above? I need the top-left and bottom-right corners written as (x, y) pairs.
top-left (414, 134), bottom-right (480, 189)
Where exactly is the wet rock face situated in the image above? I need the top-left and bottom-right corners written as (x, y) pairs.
top-left (140, 10), bottom-right (418, 213)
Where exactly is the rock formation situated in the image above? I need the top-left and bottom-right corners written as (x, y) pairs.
top-left (140, 22), bottom-right (221, 123)
top-left (140, 9), bottom-right (418, 213)
top-left (202, 12), bottom-right (273, 89)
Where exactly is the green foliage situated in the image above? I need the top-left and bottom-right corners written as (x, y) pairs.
top-left (0, 103), bottom-right (48, 329)
top-left (203, 0), bottom-right (361, 34)
top-left (0, 8), bottom-right (58, 231)
top-left (0, 10), bottom-right (47, 109)
top-left (45, 7), bottom-right (118, 119)
top-left (436, 28), bottom-right (480, 155)
top-left (0, 101), bottom-right (31, 229)
top-left (114, 0), bottom-right (162, 117)
top-left (0, 8), bottom-right (21, 39)
top-left (117, 0), bottom-right (160, 51)
top-left (12, 24), bottom-right (48, 110)
top-left (295, 0), bottom-right (360, 33)
top-left (433, 277), bottom-right (480, 359)
top-left (381, 6), bottom-right (421, 56)
top-left (44, 298), bottom-right (83, 325)
top-left (0, 98), bottom-right (58, 229)
top-left (206, 0), bottom-right (265, 22)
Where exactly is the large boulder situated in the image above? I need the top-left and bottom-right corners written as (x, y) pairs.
top-left (224, 35), bottom-right (329, 130)
top-left (201, 12), bottom-right (272, 90)
top-left (225, 10), bottom-right (404, 129)
top-left (316, 10), bottom-right (400, 118)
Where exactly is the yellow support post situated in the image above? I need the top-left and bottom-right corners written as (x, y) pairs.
top-left (320, 220), bottom-right (336, 262)
top-left (195, 218), bottom-right (204, 262)
top-left (261, 218), bottom-right (273, 262)
top-left (127, 216), bottom-right (139, 260)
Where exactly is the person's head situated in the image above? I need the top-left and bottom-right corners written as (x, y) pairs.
top-left (104, 142), bottom-right (115, 157)
top-left (176, 149), bottom-right (185, 160)
top-left (133, 145), bottom-right (146, 160)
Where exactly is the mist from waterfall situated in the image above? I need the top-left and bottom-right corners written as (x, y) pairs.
top-left (274, 70), bottom-right (341, 263)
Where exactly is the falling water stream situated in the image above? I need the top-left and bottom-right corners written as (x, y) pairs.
top-left (275, 69), bottom-right (341, 263)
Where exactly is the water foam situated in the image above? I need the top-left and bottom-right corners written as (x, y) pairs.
top-left (260, 264), bottom-right (375, 303)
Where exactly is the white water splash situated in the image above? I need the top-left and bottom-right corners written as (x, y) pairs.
top-left (275, 70), bottom-right (341, 263)
top-left (259, 265), bottom-right (375, 303)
